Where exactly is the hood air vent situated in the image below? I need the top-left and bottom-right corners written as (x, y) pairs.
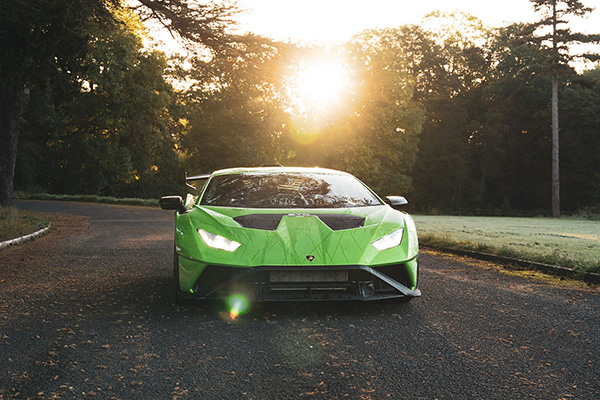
top-left (234, 214), bottom-right (283, 231)
top-left (234, 213), bottom-right (365, 231)
top-left (316, 214), bottom-right (365, 230)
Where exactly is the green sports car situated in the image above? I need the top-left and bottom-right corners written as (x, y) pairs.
top-left (160, 166), bottom-right (420, 306)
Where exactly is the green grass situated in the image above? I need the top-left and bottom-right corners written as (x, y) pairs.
top-left (18, 193), bottom-right (159, 207)
top-left (0, 207), bottom-right (50, 242)
top-left (413, 215), bottom-right (600, 275)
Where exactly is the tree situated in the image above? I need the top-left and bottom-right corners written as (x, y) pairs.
top-left (470, 23), bottom-right (554, 212)
top-left (179, 36), bottom-right (292, 173)
top-left (0, 0), bottom-right (236, 207)
top-left (316, 29), bottom-right (424, 195)
top-left (402, 14), bottom-right (491, 211)
top-left (15, 9), bottom-right (183, 198)
top-left (0, 0), bottom-right (118, 206)
top-left (559, 68), bottom-right (600, 210)
top-left (527, 0), bottom-right (600, 217)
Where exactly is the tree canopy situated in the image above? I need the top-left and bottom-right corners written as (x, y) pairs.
top-left (0, 0), bottom-right (236, 206)
top-left (3, 1), bottom-right (600, 216)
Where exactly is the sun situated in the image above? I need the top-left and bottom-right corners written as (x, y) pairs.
top-left (298, 62), bottom-right (347, 108)
top-left (285, 56), bottom-right (351, 118)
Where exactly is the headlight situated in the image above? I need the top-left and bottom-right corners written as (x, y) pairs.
top-left (371, 228), bottom-right (404, 251)
top-left (197, 229), bottom-right (241, 252)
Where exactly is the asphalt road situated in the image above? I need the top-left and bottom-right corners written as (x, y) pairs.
top-left (1, 200), bottom-right (598, 399)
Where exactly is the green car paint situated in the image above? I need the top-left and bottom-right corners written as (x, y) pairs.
top-left (175, 205), bottom-right (419, 292)
top-left (163, 166), bottom-right (420, 302)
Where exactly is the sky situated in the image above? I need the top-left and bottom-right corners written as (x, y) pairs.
top-left (233, 0), bottom-right (600, 44)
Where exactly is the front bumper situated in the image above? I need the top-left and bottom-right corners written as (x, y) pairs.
top-left (179, 260), bottom-right (420, 302)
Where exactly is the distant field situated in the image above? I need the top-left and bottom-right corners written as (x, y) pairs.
top-left (413, 215), bottom-right (600, 275)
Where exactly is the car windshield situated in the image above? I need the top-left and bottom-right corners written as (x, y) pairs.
top-left (199, 172), bottom-right (382, 208)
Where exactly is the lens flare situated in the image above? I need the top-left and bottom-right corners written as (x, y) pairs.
top-left (226, 294), bottom-right (250, 320)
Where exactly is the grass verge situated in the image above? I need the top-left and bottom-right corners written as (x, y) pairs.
top-left (0, 207), bottom-right (50, 242)
top-left (413, 215), bottom-right (600, 275)
top-left (17, 193), bottom-right (159, 207)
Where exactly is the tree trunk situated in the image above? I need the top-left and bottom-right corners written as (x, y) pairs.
top-left (551, 0), bottom-right (560, 218)
top-left (0, 82), bottom-right (24, 207)
top-left (551, 71), bottom-right (560, 218)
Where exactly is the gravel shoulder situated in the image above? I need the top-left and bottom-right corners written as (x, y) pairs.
top-left (0, 212), bottom-right (90, 282)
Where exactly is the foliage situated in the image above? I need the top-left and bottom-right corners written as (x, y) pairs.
top-left (0, 0), bottom-right (238, 206)
top-left (525, 0), bottom-right (600, 217)
top-left (407, 14), bottom-right (491, 210)
top-left (178, 35), bottom-right (292, 174)
top-left (527, 0), bottom-right (600, 67)
top-left (472, 23), bottom-right (556, 211)
top-left (4, 1), bottom-right (600, 217)
top-left (284, 32), bottom-right (425, 195)
top-left (177, 33), bottom-right (425, 197)
top-left (15, 9), bottom-right (182, 199)
top-left (342, 30), bottom-right (424, 195)
top-left (0, 0), bottom-right (119, 206)
top-left (560, 69), bottom-right (600, 210)
top-left (131, 0), bottom-right (238, 50)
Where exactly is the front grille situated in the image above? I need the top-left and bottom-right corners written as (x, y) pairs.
top-left (193, 264), bottom-right (416, 301)
top-left (269, 269), bottom-right (348, 283)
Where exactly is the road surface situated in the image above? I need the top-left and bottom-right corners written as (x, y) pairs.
top-left (1, 200), bottom-right (598, 399)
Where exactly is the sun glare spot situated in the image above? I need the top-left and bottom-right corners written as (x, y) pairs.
top-left (285, 56), bottom-right (352, 119)
top-left (298, 63), bottom-right (346, 107)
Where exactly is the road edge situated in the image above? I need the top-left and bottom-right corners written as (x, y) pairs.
top-left (422, 245), bottom-right (600, 285)
top-left (0, 223), bottom-right (51, 251)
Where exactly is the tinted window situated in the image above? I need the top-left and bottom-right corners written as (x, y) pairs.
top-left (200, 173), bottom-right (382, 208)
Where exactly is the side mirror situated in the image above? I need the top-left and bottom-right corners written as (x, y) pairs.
top-left (385, 196), bottom-right (408, 210)
top-left (159, 196), bottom-right (186, 213)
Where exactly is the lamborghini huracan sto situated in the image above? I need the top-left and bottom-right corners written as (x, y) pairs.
top-left (160, 166), bottom-right (420, 304)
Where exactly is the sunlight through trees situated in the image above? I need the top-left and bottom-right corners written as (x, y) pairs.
top-left (2, 0), bottom-right (599, 215)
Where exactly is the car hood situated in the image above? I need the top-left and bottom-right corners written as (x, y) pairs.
top-left (177, 205), bottom-right (413, 267)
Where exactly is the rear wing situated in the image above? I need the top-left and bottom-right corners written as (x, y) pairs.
top-left (185, 172), bottom-right (211, 190)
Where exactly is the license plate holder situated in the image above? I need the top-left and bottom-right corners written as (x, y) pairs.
top-left (269, 270), bottom-right (348, 283)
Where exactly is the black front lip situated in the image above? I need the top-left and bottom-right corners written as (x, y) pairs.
top-left (184, 264), bottom-right (420, 302)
